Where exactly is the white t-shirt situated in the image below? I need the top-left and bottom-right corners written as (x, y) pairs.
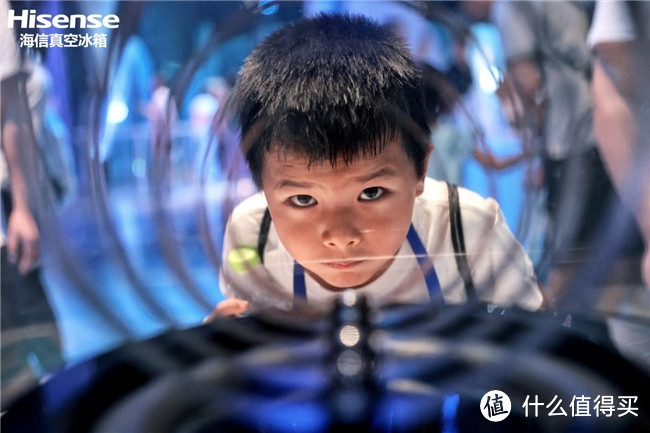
top-left (220, 178), bottom-right (542, 312)
top-left (588, 1), bottom-right (650, 47)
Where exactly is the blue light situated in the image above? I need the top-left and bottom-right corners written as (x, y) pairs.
top-left (442, 393), bottom-right (460, 433)
top-left (259, 0), bottom-right (279, 15)
top-left (248, 364), bottom-right (328, 392)
top-left (374, 393), bottom-right (439, 430)
top-left (478, 65), bottom-right (501, 93)
top-left (107, 100), bottom-right (129, 124)
top-left (246, 398), bottom-right (329, 432)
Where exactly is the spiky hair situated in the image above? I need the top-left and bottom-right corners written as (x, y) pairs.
top-left (235, 13), bottom-right (430, 187)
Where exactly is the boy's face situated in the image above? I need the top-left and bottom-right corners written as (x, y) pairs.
top-left (262, 140), bottom-right (427, 291)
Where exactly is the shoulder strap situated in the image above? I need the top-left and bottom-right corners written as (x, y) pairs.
top-left (257, 208), bottom-right (272, 264)
top-left (447, 182), bottom-right (478, 302)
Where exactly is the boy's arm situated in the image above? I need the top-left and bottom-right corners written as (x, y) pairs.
top-left (205, 216), bottom-right (256, 322)
top-left (213, 195), bottom-right (288, 317)
top-left (204, 299), bottom-right (249, 322)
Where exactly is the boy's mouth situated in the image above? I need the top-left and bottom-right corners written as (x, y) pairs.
top-left (324, 260), bottom-right (363, 270)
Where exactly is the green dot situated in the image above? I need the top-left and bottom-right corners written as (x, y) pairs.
top-left (228, 247), bottom-right (260, 274)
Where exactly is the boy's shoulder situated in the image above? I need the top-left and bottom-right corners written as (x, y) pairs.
top-left (227, 191), bottom-right (269, 244)
top-left (416, 178), bottom-right (504, 233)
top-left (419, 178), bottom-right (501, 216)
top-left (231, 191), bottom-right (268, 219)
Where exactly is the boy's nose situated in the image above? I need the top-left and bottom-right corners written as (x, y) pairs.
top-left (321, 215), bottom-right (361, 249)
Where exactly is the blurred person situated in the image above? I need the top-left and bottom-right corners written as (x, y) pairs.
top-left (207, 14), bottom-right (543, 318)
top-left (421, 62), bottom-right (528, 186)
top-left (145, 69), bottom-right (180, 184)
top-left (464, 1), bottom-right (641, 307)
top-left (588, 0), bottom-right (650, 371)
top-left (189, 77), bottom-right (222, 153)
top-left (25, 49), bottom-right (76, 205)
top-left (1, 0), bottom-right (64, 407)
top-left (589, 1), bottom-right (650, 289)
top-left (147, 71), bottom-right (178, 150)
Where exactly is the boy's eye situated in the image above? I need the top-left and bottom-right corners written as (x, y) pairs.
top-left (359, 187), bottom-right (385, 201)
top-left (290, 194), bottom-right (316, 207)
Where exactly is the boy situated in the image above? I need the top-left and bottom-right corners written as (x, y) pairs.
top-left (211, 14), bottom-right (542, 317)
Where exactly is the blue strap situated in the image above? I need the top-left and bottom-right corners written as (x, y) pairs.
top-left (293, 261), bottom-right (307, 306)
top-left (293, 224), bottom-right (441, 302)
top-left (406, 224), bottom-right (442, 299)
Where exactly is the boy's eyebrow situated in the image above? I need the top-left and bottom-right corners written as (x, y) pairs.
top-left (274, 167), bottom-right (397, 189)
top-left (354, 167), bottom-right (398, 183)
top-left (274, 179), bottom-right (315, 190)
top-left (274, 167), bottom-right (397, 190)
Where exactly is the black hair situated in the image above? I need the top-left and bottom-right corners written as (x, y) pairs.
top-left (418, 61), bottom-right (463, 126)
top-left (235, 13), bottom-right (431, 187)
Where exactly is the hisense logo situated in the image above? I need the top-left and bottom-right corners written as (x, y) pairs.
top-left (8, 9), bottom-right (119, 29)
